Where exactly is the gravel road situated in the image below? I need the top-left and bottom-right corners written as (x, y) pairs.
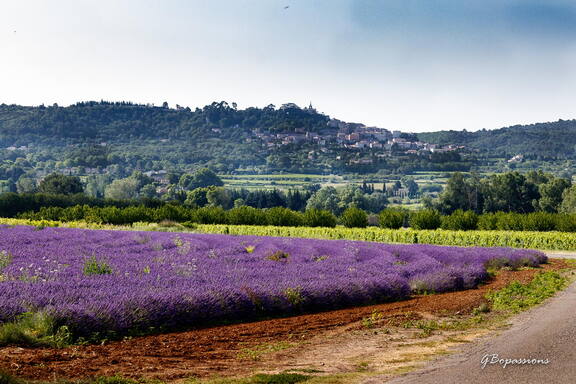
top-left (370, 253), bottom-right (576, 384)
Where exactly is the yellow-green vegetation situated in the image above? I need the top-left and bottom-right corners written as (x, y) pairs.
top-left (186, 372), bottom-right (381, 384)
top-left (221, 173), bottom-right (342, 191)
top-left (238, 341), bottom-right (297, 361)
top-left (0, 250), bottom-right (12, 281)
top-left (361, 310), bottom-right (384, 329)
top-left (4, 217), bottom-right (576, 250)
top-left (0, 311), bottom-right (72, 348)
top-left (487, 271), bottom-right (568, 313)
top-left (0, 373), bottom-right (162, 384)
top-left (399, 271), bottom-right (570, 337)
top-left (187, 373), bottom-right (310, 384)
top-left (195, 224), bottom-right (576, 251)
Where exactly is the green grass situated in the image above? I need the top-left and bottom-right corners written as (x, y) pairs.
top-left (0, 370), bottom-right (19, 384)
top-left (222, 173), bottom-right (335, 180)
top-left (221, 173), bottom-right (341, 191)
top-left (487, 271), bottom-right (568, 313)
top-left (238, 341), bottom-right (296, 361)
top-left (0, 311), bottom-right (72, 348)
top-left (187, 373), bottom-right (310, 384)
top-left (0, 375), bottom-right (152, 384)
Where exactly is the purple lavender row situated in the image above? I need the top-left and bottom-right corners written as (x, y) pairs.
top-left (0, 225), bottom-right (546, 337)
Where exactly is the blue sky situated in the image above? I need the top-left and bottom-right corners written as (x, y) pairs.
top-left (2, 0), bottom-right (576, 131)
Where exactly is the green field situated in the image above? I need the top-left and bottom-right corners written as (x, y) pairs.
top-left (221, 173), bottom-right (344, 190)
top-left (220, 172), bottom-right (454, 192)
top-left (219, 171), bottom-right (494, 210)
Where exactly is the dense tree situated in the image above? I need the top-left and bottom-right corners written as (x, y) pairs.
top-left (306, 185), bottom-right (387, 215)
top-left (363, 192), bottom-right (389, 213)
top-left (139, 184), bottom-right (158, 199)
top-left (16, 177), bottom-right (37, 193)
top-left (206, 187), bottom-right (232, 209)
top-left (38, 173), bottom-right (83, 195)
top-left (185, 188), bottom-right (209, 208)
top-left (435, 173), bottom-right (478, 213)
top-left (482, 172), bottom-right (539, 213)
top-left (180, 168), bottom-right (223, 190)
top-left (434, 171), bottom-right (571, 214)
top-left (401, 176), bottom-right (419, 198)
top-left (104, 178), bottom-right (139, 200)
top-left (560, 185), bottom-right (576, 213)
top-left (306, 187), bottom-right (340, 214)
top-left (537, 178), bottom-right (571, 213)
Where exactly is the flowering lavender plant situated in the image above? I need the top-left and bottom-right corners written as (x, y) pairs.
top-left (0, 225), bottom-right (546, 338)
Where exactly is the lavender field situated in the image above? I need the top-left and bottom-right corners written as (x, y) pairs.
top-left (0, 225), bottom-right (546, 338)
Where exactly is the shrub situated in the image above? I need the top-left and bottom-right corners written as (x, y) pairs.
top-left (494, 212), bottom-right (524, 231)
top-left (379, 209), bottom-right (406, 229)
top-left (94, 206), bottom-right (127, 225)
top-left (153, 204), bottom-right (191, 222)
top-left (83, 256), bottom-right (113, 276)
top-left (284, 287), bottom-right (305, 308)
top-left (409, 210), bottom-right (441, 230)
top-left (556, 214), bottom-right (576, 232)
top-left (0, 312), bottom-right (71, 348)
top-left (521, 212), bottom-right (557, 232)
top-left (477, 213), bottom-right (498, 230)
top-left (367, 213), bottom-right (379, 226)
top-left (266, 251), bottom-right (290, 262)
top-left (119, 206), bottom-right (154, 223)
top-left (227, 206), bottom-right (268, 226)
top-left (0, 250), bottom-right (12, 272)
top-left (265, 207), bottom-right (304, 227)
top-left (340, 207), bottom-right (368, 228)
top-left (440, 210), bottom-right (478, 231)
top-left (303, 209), bottom-right (337, 227)
top-left (190, 206), bottom-right (227, 224)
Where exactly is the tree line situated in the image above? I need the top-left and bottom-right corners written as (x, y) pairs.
top-left (429, 170), bottom-right (576, 214)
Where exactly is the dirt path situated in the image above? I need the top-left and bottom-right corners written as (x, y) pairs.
top-left (379, 282), bottom-right (576, 384)
top-left (541, 251), bottom-right (576, 259)
top-left (1, 261), bottom-right (567, 382)
top-left (375, 257), bottom-right (576, 384)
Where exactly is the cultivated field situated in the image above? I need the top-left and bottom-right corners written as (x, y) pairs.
top-left (0, 225), bottom-right (547, 342)
top-left (2, 223), bottom-right (574, 383)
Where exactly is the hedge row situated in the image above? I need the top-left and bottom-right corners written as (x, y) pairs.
top-left (380, 209), bottom-right (576, 232)
top-left (16, 204), bottom-right (576, 233)
top-left (18, 204), bottom-right (339, 228)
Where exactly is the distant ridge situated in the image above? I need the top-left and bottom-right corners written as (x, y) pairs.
top-left (417, 119), bottom-right (576, 159)
top-left (0, 101), bottom-right (576, 161)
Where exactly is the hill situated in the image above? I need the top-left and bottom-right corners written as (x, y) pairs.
top-left (0, 101), bottom-right (574, 189)
top-left (0, 101), bottom-right (331, 174)
top-left (417, 120), bottom-right (576, 160)
top-left (0, 101), bottom-right (329, 140)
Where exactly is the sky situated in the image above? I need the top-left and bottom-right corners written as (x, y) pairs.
top-left (2, 0), bottom-right (576, 132)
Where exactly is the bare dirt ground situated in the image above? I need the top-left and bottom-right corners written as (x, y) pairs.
top-left (0, 260), bottom-right (569, 383)
top-left (383, 275), bottom-right (576, 384)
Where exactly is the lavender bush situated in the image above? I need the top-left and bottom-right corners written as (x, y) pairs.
top-left (0, 225), bottom-right (546, 338)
